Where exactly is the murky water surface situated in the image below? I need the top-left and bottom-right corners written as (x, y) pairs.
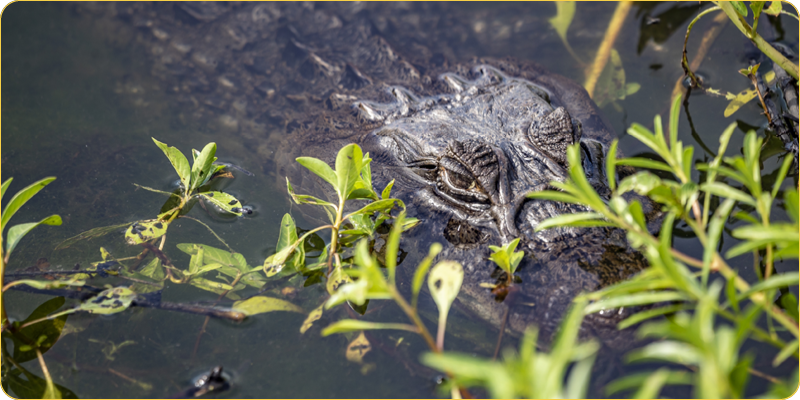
top-left (2, 2), bottom-right (797, 398)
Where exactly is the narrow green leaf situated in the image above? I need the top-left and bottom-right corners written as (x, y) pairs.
top-left (605, 370), bottom-right (692, 396)
top-left (232, 296), bottom-right (303, 316)
top-left (615, 158), bottom-right (672, 172)
top-left (773, 339), bottom-right (799, 367)
top-left (385, 211), bottom-right (405, 285)
top-left (681, 146), bottom-right (693, 181)
top-left (626, 124), bottom-right (660, 155)
top-left (296, 157), bottom-right (338, 189)
top-left (703, 198), bottom-right (735, 286)
top-left (321, 319), bottom-right (418, 336)
top-left (585, 291), bottom-right (689, 314)
top-left (349, 198), bottom-right (403, 218)
top-left (5, 215), bottom-right (62, 256)
top-left (627, 201), bottom-right (647, 231)
top-left (772, 155), bottom-right (794, 199)
top-left (730, 224), bottom-right (799, 242)
top-left (1, 178), bottom-right (12, 204)
top-left (152, 138), bottom-right (191, 190)
top-left (726, 273), bottom-right (739, 313)
top-left (701, 182), bottom-right (756, 206)
top-left (669, 95), bottom-right (681, 151)
top-left (381, 179), bottom-right (395, 199)
top-left (633, 368), bottom-right (670, 399)
top-left (736, 272), bottom-right (799, 300)
top-left (617, 304), bottom-right (690, 330)
top-left (626, 341), bottom-right (702, 365)
top-left (565, 352), bottom-right (596, 399)
top-left (565, 145), bottom-right (607, 210)
top-left (535, 212), bottom-right (607, 231)
top-left (196, 191), bottom-right (242, 216)
top-left (607, 139), bottom-right (618, 191)
top-left (1, 177), bottom-right (56, 233)
top-left (79, 287), bottom-right (137, 315)
top-left (526, 190), bottom-right (582, 204)
top-left (412, 243), bottom-right (442, 309)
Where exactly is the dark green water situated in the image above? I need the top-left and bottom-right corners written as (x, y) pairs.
top-left (1, 2), bottom-right (797, 398)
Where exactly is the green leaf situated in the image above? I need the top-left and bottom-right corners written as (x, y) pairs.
top-left (349, 198), bottom-right (403, 218)
top-left (548, 1), bottom-right (575, 47)
top-left (381, 179), bottom-right (395, 199)
top-left (385, 211), bottom-right (406, 285)
top-left (731, 1), bottom-right (748, 16)
top-left (1, 178), bottom-right (12, 204)
top-left (8, 279), bottom-right (84, 291)
top-left (615, 157), bottom-right (672, 172)
top-left (428, 260), bottom-right (463, 341)
top-left (196, 191), bottom-right (243, 216)
top-left (191, 142), bottom-right (217, 190)
top-left (263, 214), bottom-right (302, 277)
top-left (701, 182), bottom-right (756, 206)
top-left (535, 212), bottom-right (609, 231)
top-left (296, 157), bottom-right (338, 189)
top-left (617, 304), bottom-right (690, 330)
top-left (10, 297), bottom-right (68, 363)
top-left (5, 215), bottom-right (62, 256)
top-left (335, 144), bottom-right (363, 200)
top-left (124, 219), bottom-right (169, 245)
top-left (78, 287), bottom-right (137, 315)
top-left (300, 303), bottom-right (324, 334)
top-left (669, 95), bottom-right (681, 151)
top-left (321, 319), bottom-right (418, 336)
top-left (730, 223), bottom-right (799, 242)
top-left (487, 238), bottom-right (525, 275)
top-left (626, 341), bottom-right (702, 365)
top-left (605, 370), bottom-right (692, 396)
top-left (773, 339), bottom-right (799, 367)
top-left (772, 155), bottom-right (794, 199)
top-left (703, 198), bottom-right (735, 286)
top-left (411, 243), bottom-right (443, 309)
top-left (584, 291), bottom-right (689, 314)
top-left (232, 296), bottom-right (303, 316)
top-left (1, 177), bottom-right (56, 233)
top-left (632, 368), bottom-right (670, 399)
top-left (736, 272), bottom-right (799, 300)
top-left (526, 190), bottom-right (581, 204)
top-left (764, 1), bottom-right (782, 16)
top-left (152, 138), bottom-right (191, 191)
top-left (607, 139), bottom-right (618, 191)
top-left (189, 277), bottom-right (241, 300)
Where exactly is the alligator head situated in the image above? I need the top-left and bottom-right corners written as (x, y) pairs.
top-left (282, 62), bottom-right (655, 351)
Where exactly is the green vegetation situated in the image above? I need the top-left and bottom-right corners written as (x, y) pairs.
top-left (421, 94), bottom-right (798, 398)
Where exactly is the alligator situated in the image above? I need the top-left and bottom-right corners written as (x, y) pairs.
top-left (77, 2), bottom-right (657, 351)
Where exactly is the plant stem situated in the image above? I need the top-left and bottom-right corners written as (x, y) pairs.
top-left (327, 200), bottom-right (346, 275)
top-left (389, 286), bottom-right (438, 352)
top-left (584, 1), bottom-right (632, 97)
top-left (36, 348), bottom-right (57, 397)
top-left (718, 1), bottom-right (798, 80)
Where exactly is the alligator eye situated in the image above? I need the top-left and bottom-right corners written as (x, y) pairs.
top-left (437, 158), bottom-right (490, 204)
top-left (408, 160), bottom-right (438, 181)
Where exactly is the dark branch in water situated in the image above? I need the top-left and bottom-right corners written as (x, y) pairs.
top-left (6, 283), bottom-right (246, 321)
